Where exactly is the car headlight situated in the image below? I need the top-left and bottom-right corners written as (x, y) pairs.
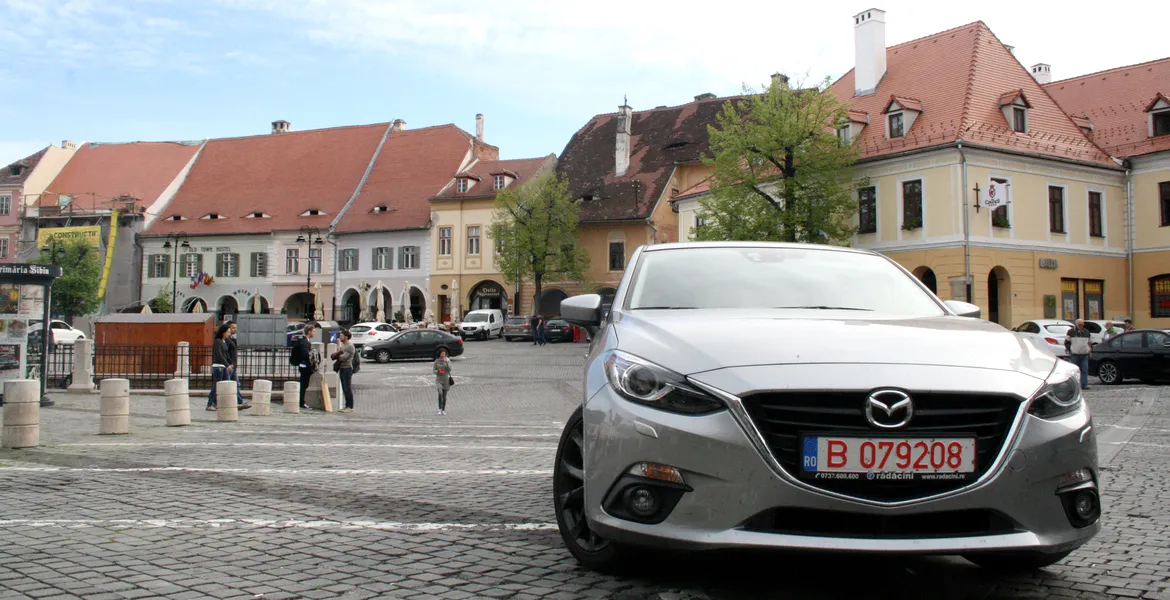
top-left (1028, 361), bottom-right (1083, 420)
top-left (602, 350), bottom-right (724, 415)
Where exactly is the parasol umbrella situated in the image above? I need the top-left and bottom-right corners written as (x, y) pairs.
top-left (141, 303), bottom-right (152, 314)
top-left (450, 279), bottom-right (460, 322)
top-left (252, 288), bottom-right (262, 314)
top-left (358, 281), bottom-right (369, 321)
top-left (374, 281), bottom-right (385, 323)
top-left (313, 282), bottom-right (325, 320)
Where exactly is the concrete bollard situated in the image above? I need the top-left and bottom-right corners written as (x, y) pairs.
top-left (99, 378), bottom-right (130, 435)
top-left (2, 380), bottom-right (41, 448)
top-left (283, 381), bottom-right (300, 413)
top-left (67, 339), bottom-right (96, 393)
top-left (252, 380), bottom-right (272, 416)
top-left (216, 380), bottom-right (238, 422)
top-left (174, 341), bottom-right (190, 377)
top-left (164, 378), bottom-right (190, 427)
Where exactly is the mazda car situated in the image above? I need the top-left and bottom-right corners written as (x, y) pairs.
top-left (554, 241), bottom-right (1099, 574)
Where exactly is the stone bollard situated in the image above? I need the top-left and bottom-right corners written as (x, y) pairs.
top-left (216, 380), bottom-right (238, 422)
top-left (164, 378), bottom-right (190, 427)
top-left (99, 378), bottom-right (130, 435)
top-left (283, 381), bottom-right (300, 413)
top-left (252, 380), bottom-right (272, 416)
top-left (174, 341), bottom-right (190, 378)
top-left (67, 339), bottom-right (96, 393)
top-left (2, 380), bottom-right (41, 448)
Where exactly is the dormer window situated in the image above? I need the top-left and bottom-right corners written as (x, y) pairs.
top-left (837, 125), bottom-right (851, 145)
top-left (882, 97), bottom-right (921, 140)
top-left (201, 213), bottom-right (224, 220)
top-left (8, 165), bottom-right (21, 177)
top-left (457, 178), bottom-right (468, 193)
top-left (371, 205), bottom-right (389, 213)
top-left (493, 175), bottom-right (505, 190)
top-left (1149, 94), bottom-right (1170, 137)
top-left (300, 209), bottom-right (325, 217)
top-left (168, 214), bottom-right (187, 221)
top-left (998, 90), bottom-right (1031, 134)
top-left (245, 211), bottom-right (270, 219)
top-left (888, 113), bottom-right (904, 138)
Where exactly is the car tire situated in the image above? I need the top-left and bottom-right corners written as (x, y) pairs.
top-left (1097, 360), bottom-right (1123, 385)
top-left (963, 550), bottom-right (1073, 572)
top-left (504, 337), bottom-right (513, 342)
top-left (553, 405), bottom-right (633, 574)
top-left (375, 349), bottom-right (391, 363)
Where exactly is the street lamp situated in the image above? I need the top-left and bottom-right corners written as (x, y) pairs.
top-left (295, 226), bottom-right (325, 316)
top-left (161, 232), bottom-right (190, 313)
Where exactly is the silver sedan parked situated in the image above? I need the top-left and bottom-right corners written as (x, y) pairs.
top-left (554, 241), bottom-right (1099, 574)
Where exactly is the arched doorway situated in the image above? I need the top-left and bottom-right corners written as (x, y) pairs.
top-left (596, 287), bottom-right (617, 318)
top-left (988, 266), bottom-right (1012, 326)
top-left (469, 280), bottom-right (508, 315)
top-left (283, 292), bottom-right (315, 320)
top-left (408, 286), bottom-right (426, 321)
top-left (539, 288), bottom-right (568, 318)
top-left (913, 266), bottom-right (938, 295)
top-left (217, 296), bottom-right (239, 322)
top-left (182, 297), bottom-right (207, 313)
top-left (368, 287), bottom-right (393, 322)
top-left (248, 295), bottom-right (270, 314)
top-left (340, 289), bottom-right (361, 323)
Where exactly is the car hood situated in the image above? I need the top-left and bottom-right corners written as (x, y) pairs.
top-left (611, 310), bottom-right (1057, 380)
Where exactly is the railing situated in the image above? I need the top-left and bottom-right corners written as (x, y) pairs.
top-left (51, 344), bottom-right (299, 390)
top-left (44, 344), bottom-right (74, 389)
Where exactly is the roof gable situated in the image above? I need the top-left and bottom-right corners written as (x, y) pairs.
top-left (41, 142), bottom-right (203, 211)
top-left (432, 155), bottom-right (557, 201)
top-left (1, 147), bottom-right (49, 187)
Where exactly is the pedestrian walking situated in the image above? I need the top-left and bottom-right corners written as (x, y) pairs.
top-left (226, 322), bottom-right (251, 410)
top-left (434, 348), bottom-right (453, 415)
top-left (207, 323), bottom-right (233, 411)
top-left (1064, 319), bottom-right (1092, 390)
top-left (532, 314), bottom-right (547, 346)
top-left (331, 330), bottom-right (356, 413)
top-left (289, 323), bottom-right (317, 410)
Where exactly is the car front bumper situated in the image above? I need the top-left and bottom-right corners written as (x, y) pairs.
top-left (581, 365), bottom-right (1100, 556)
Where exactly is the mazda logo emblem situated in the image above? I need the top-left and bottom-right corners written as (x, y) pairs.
top-left (865, 390), bottom-right (914, 429)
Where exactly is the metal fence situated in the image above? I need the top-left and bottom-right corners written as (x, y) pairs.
top-left (49, 344), bottom-right (299, 390)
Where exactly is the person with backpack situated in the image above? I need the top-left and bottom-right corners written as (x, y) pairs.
top-left (289, 323), bottom-right (317, 410)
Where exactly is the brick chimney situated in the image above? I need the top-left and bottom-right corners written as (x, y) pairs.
top-left (853, 8), bottom-right (887, 96)
top-left (475, 113), bottom-right (484, 141)
top-left (694, 93), bottom-right (716, 101)
top-left (770, 73), bottom-right (790, 90)
top-left (391, 119), bottom-right (407, 131)
top-left (1030, 63), bottom-right (1052, 84)
top-left (615, 101), bottom-right (633, 177)
top-left (271, 120), bottom-right (290, 134)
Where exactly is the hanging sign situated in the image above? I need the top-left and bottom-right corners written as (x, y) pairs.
top-left (978, 179), bottom-right (1010, 209)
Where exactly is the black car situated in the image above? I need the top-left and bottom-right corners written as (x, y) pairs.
top-left (543, 318), bottom-right (575, 343)
top-left (361, 329), bottom-right (465, 363)
top-left (503, 316), bottom-right (532, 342)
top-left (1089, 329), bottom-right (1170, 384)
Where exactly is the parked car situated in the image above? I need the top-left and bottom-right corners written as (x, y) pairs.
top-left (348, 322), bottom-right (399, 347)
top-left (459, 309), bottom-right (504, 340)
top-left (543, 318), bottom-right (575, 343)
top-left (503, 316), bottom-right (532, 342)
top-left (1012, 319), bottom-right (1075, 357)
top-left (1083, 320), bottom-right (1126, 345)
top-left (29, 320), bottom-right (85, 345)
top-left (553, 241), bottom-right (1098, 574)
top-left (361, 330), bottom-right (464, 363)
top-left (1089, 329), bottom-right (1170, 385)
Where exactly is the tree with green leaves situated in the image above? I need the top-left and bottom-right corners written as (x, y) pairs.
top-left (35, 238), bottom-right (102, 320)
top-left (148, 288), bottom-right (173, 313)
top-left (694, 74), bottom-right (863, 245)
top-left (491, 173), bottom-right (589, 315)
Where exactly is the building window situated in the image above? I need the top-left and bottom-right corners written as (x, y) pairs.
top-left (1161, 182), bottom-right (1170, 227)
top-left (1012, 107), bottom-right (1027, 133)
top-left (858, 186), bottom-right (876, 234)
top-left (250, 252), bottom-right (266, 277)
top-left (457, 178), bottom-right (468, 193)
top-left (467, 226), bottom-right (481, 256)
top-left (308, 248), bottom-right (322, 274)
top-left (216, 253), bottom-right (239, 278)
top-left (493, 175), bottom-right (505, 190)
top-left (286, 249), bottom-right (299, 274)
top-left (495, 237), bottom-right (504, 255)
top-left (340, 248), bottom-right (358, 271)
top-left (1155, 112), bottom-right (1170, 137)
top-left (399, 246), bottom-right (419, 269)
top-left (1083, 280), bottom-right (1104, 320)
top-left (0, 239), bottom-right (8, 259)
top-left (1061, 279), bottom-right (1080, 321)
top-left (439, 227), bottom-right (452, 256)
top-left (1088, 191), bottom-right (1103, 237)
top-left (151, 254), bottom-right (169, 278)
top-left (0, 195), bottom-right (9, 217)
top-left (182, 254), bottom-right (202, 278)
top-left (695, 214), bottom-right (707, 229)
top-left (837, 126), bottom-right (850, 145)
top-left (609, 241), bottom-right (625, 271)
top-left (1049, 186), bottom-right (1065, 234)
top-left (1152, 275), bottom-right (1170, 318)
top-left (889, 113), bottom-right (904, 138)
top-left (373, 247), bottom-right (393, 270)
top-left (901, 180), bottom-right (922, 229)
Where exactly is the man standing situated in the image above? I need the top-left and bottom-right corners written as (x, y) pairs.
top-left (1064, 319), bottom-right (1093, 390)
top-left (226, 322), bottom-right (251, 410)
top-left (290, 323), bottom-right (316, 410)
top-left (531, 314), bottom-right (544, 346)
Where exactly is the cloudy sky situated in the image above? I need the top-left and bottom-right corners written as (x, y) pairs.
top-left (0, 0), bottom-right (1164, 164)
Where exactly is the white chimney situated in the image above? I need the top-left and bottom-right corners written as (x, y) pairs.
top-left (391, 119), bottom-right (407, 131)
top-left (853, 8), bottom-right (887, 96)
top-left (1030, 63), bottom-right (1052, 84)
top-left (271, 120), bottom-right (290, 134)
top-left (615, 102), bottom-right (632, 177)
top-left (475, 113), bottom-right (484, 141)
top-left (61, 140), bottom-right (76, 150)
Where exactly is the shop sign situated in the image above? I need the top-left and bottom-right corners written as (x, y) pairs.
top-left (36, 226), bottom-right (102, 249)
top-left (475, 283), bottom-right (503, 298)
top-left (1039, 258), bottom-right (1058, 269)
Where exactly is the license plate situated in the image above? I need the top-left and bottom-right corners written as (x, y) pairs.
top-left (801, 436), bottom-right (976, 482)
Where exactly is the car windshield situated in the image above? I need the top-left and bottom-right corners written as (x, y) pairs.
top-left (349, 325), bottom-right (371, 333)
top-left (1045, 325), bottom-right (1072, 335)
top-left (464, 313), bottom-right (489, 322)
top-left (625, 246), bottom-right (945, 316)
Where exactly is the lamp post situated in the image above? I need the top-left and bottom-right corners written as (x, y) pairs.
top-left (161, 232), bottom-right (190, 313)
top-left (295, 226), bottom-right (325, 317)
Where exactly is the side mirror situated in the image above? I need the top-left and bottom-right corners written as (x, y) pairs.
top-left (943, 300), bottom-right (981, 319)
top-left (560, 294), bottom-right (603, 327)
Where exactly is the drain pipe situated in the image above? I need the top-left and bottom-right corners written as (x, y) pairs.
top-left (958, 141), bottom-right (972, 303)
top-left (1125, 163), bottom-right (1134, 320)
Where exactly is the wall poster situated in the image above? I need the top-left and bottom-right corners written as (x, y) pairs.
top-left (0, 284), bottom-right (47, 383)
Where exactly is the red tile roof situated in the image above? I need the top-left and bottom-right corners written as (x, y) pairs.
top-left (671, 178), bottom-right (711, 201)
top-left (335, 126), bottom-right (502, 234)
top-left (827, 21), bottom-right (1116, 168)
top-left (147, 123), bottom-right (392, 236)
top-left (1044, 57), bottom-right (1170, 159)
top-left (40, 142), bottom-right (203, 211)
top-left (431, 155), bottom-right (557, 202)
top-left (1, 147), bottom-right (49, 187)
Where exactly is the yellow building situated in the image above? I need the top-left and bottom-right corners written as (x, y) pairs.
top-left (428, 155), bottom-right (556, 321)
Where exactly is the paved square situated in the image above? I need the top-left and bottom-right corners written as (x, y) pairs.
top-left (1, 338), bottom-right (1168, 599)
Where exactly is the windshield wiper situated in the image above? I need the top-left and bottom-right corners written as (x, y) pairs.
top-left (773, 305), bottom-right (873, 311)
top-left (632, 306), bottom-right (697, 310)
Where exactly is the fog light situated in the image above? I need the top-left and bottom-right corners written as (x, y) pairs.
top-left (1058, 467), bottom-right (1093, 488)
top-left (627, 462), bottom-right (685, 485)
top-left (1074, 491), bottom-right (1097, 519)
top-left (625, 486), bottom-right (660, 517)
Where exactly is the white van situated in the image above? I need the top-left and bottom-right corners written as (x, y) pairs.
top-left (459, 309), bottom-right (505, 340)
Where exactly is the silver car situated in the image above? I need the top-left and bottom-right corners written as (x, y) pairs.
top-left (553, 241), bottom-right (1099, 573)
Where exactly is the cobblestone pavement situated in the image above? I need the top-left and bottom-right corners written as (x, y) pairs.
top-left (1, 338), bottom-right (1168, 599)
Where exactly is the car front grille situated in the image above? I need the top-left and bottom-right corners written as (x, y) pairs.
top-left (741, 391), bottom-right (1021, 502)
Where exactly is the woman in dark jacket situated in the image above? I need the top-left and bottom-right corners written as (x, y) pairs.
top-left (207, 323), bottom-right (232, 410)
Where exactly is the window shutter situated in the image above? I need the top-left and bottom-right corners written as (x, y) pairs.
top-left (164, 256), bottom-right (171, 279)
top-left (352, 249), bottom-right (359, 271)
top-left (215, 254), bottom-right (224, 277)
top-left (258, 253), bottom-right (267, 277)
top-left (232, 253), bottom-right (240, 277)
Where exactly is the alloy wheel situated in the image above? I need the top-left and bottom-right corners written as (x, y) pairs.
top-left (1098, 361), bottom-right (1121, 385)
top-left (554, 416), bottom-right (608, 553)
top-left (376, 349), bottom-right (391, 363)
